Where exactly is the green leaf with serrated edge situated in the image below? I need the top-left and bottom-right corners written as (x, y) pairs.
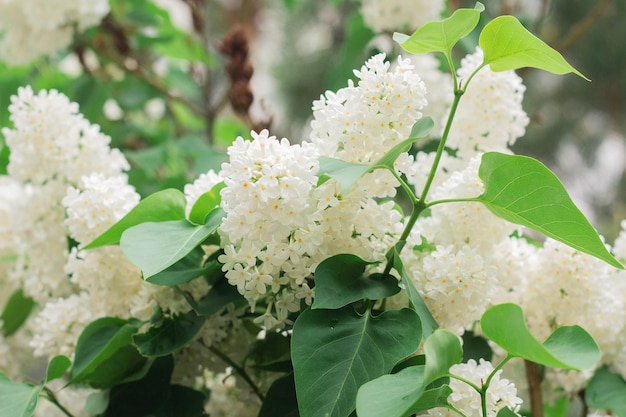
top-left (312, 254), bottom-right (399, 310)
top-left (258, 374), bottom-right (299, 417)
top-left (481, 303), bottom-right (600, 370)
top-left (424, 329), bottom-right (463, 384)
top-left (133, 311), bottom-right (205, 357)
top-left (84, 189), bottom-right (187, 249)
top-left (356, 365), bottom-right (426, 417)
top-left (146, 247), bottom-right (215, 286)
top-left (44, 356), bottom-right (71, 383)
top-left (392, 247), bottom-right (438, 337)
top-left (586, 368), bottom-right (626, 417)
top-left (375, 117), bottom-right (434, 169)
top-left (0, 374), bottom-right (41, 417)
top-left (188, 181), bottom-right (225, 225)
top-left (480, 16), bottom-right (589, 80)
top-left (317, 157), bottom-right (370, 196)
top-left (478, 152), bottom-right (623, 269)
top-left (292, 306), bottom-right (421, 417)
top-left (121, 208), bottom-right (224, 279)
top-left (70, 318), bottom-right (143, 384)
top-left (1, 289), bottom-right (35, 337)
top-left (357, 330), bottom-right (459, 417)
top-left (393, 3), bottom-right (484, 55)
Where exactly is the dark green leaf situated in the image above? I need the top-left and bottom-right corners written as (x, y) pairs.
top-left (394, 3), bottom-right (484, 55)
top-left (585, 368), bottom-right (626, 417)
top-left (461, 330), bottom-right (493, 363)
top-left (258, 374), bottom-right (299, 417)
top-left (480, 16), bottom-right (589, 80)
top-left (183, 273), bottom-right (245, 316)
top-left (292, 306), bottom-right (422, 417)
top-left (407, 385), bottom-right (453, 414)
top-left (133, 311), bottom-right (205, 357)
top-left (1, 289), bottom-right (35, 337)
top-left (481, 303), bottom-right (600, 370)
top-left (0, 374), bottom-right (40, 417)
top-left (478, 152), bottom-right (623, 269)
top-left (70, 318), bottom-right (144, 386)
top-left (44, 356), bottom-right (71, 383)
top-left (121, 208), bottom-right (225, 279)
top-left (103, 356), bottom-right (173, 417)
top-left (312, 254), bottom-right (398, 310)
top-left (85, 189), bottom-right (187, 249)
top-left (392, 247), bottom-right (438, 337)
top-left (155, 385), bottom-right (208, 417)
top-left (147, 247), bottom-right (215, 286)
top-left (188, 182), bottom-right (225, 225)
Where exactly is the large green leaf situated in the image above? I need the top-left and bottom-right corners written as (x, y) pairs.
top-left (0, 374), bottom-right (40, 417)
top-left (481, 303), bottom-right (600, 370)
top-left (586, 368), bottom-right (626, 417)
top-left (356, 329), bottom-right (460, 417)
top-left (70, 318), bottom-right (145, 387)
top-left (392, 247), bottom-right (438, 337)
top-left (85, 189), bottom-right (187, 249)
top-left (292, 306), bottom-right (422, 417)
top-left (312, 254), bottom-right (399, 310)
top-left (479, 16), bottom-right (588, 80)
top-left (1, 289), bottom-right (35, 337)
top-left (478, 152), bottom-right (623, 269)
top-left (393, 3), bottom-right (484, 55)
top-left (121, 208), bottom-right (225, 279)
top-left (133, 311), bottom-right (206, 357)
top-left (258, 374), bottom-right (299, 417)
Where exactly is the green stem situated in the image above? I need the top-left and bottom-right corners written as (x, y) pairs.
top-left (480, 355), bottom-right (513, 417)
top-left (43, 387), bottom-right (75, 417)
top-left (449, 373), bottom-right (482, 394)
top-left (203, 342), bottom-right (265, 401)
top-left (418, 88), bottom-right (464, 204)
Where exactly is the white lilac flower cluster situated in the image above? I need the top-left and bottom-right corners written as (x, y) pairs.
top-left (0, 0), bottom-right (109, 65)
top-left (422, 359), bottom-right (523, 417)
top-left (360, 0), bottom-right (446, 33)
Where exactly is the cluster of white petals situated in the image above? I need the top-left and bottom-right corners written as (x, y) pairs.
top-left (422, 359), bottom-right (523, 417)
top-left (0, 0), bottom-right (109, 65)
top-left (360, 0), bottom-right (445, 33)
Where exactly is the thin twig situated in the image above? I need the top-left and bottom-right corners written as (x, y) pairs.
top-left (555, 0), bottom-right (613, 52)
top-left (42, 387), bottom-right (75, 417)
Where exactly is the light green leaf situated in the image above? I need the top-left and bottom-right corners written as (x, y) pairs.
top-left (84, 189), bottom-right (187, 249)
top-left (146, 247), bottom-right (215, 286)
top-left (317, 157), bottom-right (370, 195)
top-left (586, 368), bottom-right (626, 417)
top-left (312, 254), bottom-right (399, 310)
top-left (70, 318), bottom-right (145, 387)
top-left (481, 303), bottom-right (600, 370)
top-left (356, 330), bottom-right (460, 417)
top-left (133, 311), bottom-right (205, 357)
top-left (478, 152), bottom-right (623, 269)
top-left (480, 16), bottom-right (589, 80)
top-left (497, 407), bottom-right (521, 417)
top-left (188, 181), bottom-right (225, 225)
top-left (392, 247), bottom-right (438, 337)
top-left (121, 208), bottom-right (225, 279)
top-left (356, 366), bottom-right (426, 417)
top-left (292, 306), bottom-right (422, 417)
top-left (424, 329), bottom-right (463, 384)
top-left (394, 3), bottom-right (484, 55)
top-left (0, 374), bottom-right (40, 417)
top-left (1, 289), bottom-right (35, 337)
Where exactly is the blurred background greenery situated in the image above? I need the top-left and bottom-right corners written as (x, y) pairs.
top-left (0, 0), bottom-right (623, 239)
